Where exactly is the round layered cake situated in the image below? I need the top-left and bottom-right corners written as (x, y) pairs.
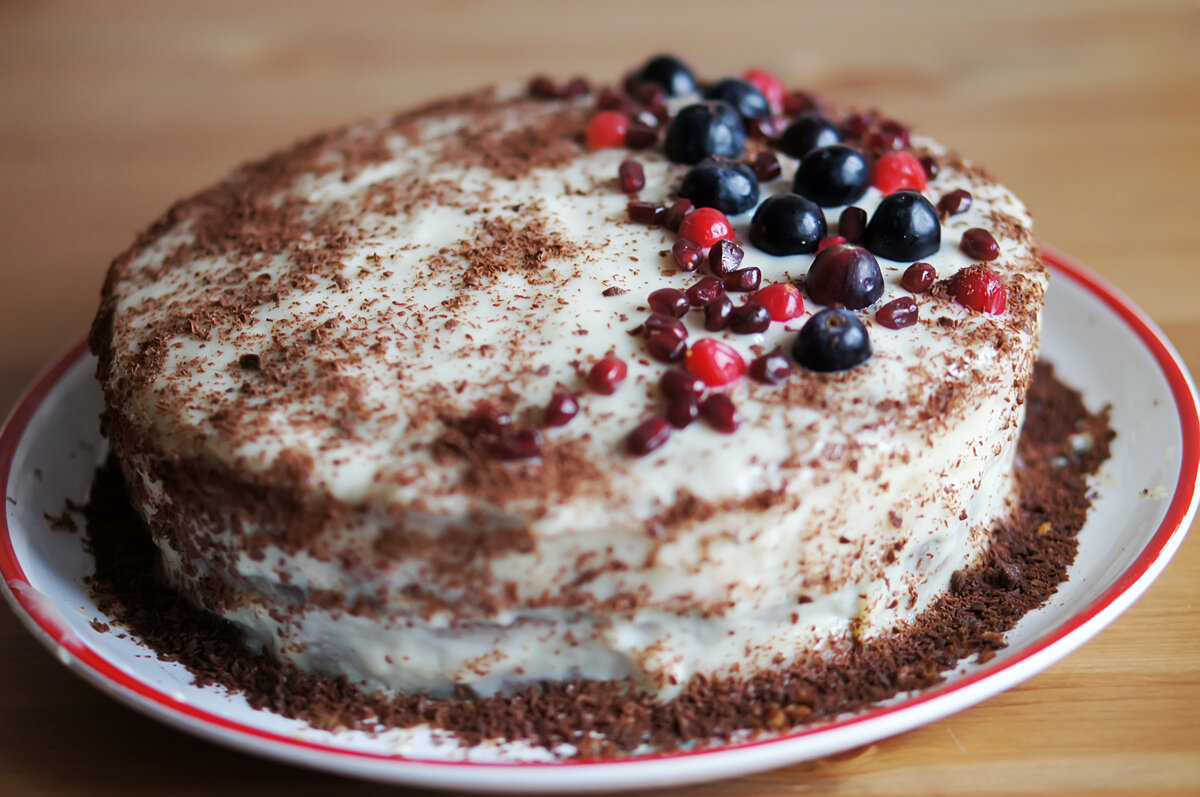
top-left (90, 56), bottom-right (1046, 701)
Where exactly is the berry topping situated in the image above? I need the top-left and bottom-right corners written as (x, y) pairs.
top-left (876, 297), bottom-right (918, 329)
top-left (528, 75), bottom-right (559, 99)
top-left (677, 207), bottom-right (736, 248)
top-left (627, 200), bottom-right (662, 225)
top-left (838, 206), bottom-right (868, 243)
top-left (949, 265), bottom-right (1007, 314)
top-left (671, 237), bottom-right (703, 271)
top-left (708, 239), bottom-right (744, 275)
top-left (919, 155), bottom-right (939, 181)
top-left (961, 228), bottom-right (1000, 261)
top-left (703, 77), bottom-right (771, 120)
top-left (754, 282), bottom-right (804, 321)
top-left (686, 275), bottom-right (725, 307)
top-left (648, 288), bottom-right (690, 318)
top-left (816, 234), bottom-right (847, 253)
top-left (937, 188), bottom-right (972, 217)
top-left (471, 401), bottom-right (512, 434)
top-left (665, 394), bottom-right (700, 429)
top-left (783, 91), bottom-right (819, 116)
top-left (679, 159), bottom-right (760, 215)
top-left (751, 151), bottom-right (782, 182)
top-left (627, 416), bottom-right (672, 456)
top-left (792, 309), bottom-right (872, 372)
top-left (588, 356), bottom-right (628, 394)
top-left (643, 313), bottom-right (688, 341)
top-left (723, 266), bottom-right (762, 293)
top-left (664, 102), bottom-right (746, 165)
top-left (703, 295), bottom-right (734, 331)
top-left (563, 76), bottom-right (591, 99)
top-left (636, 54), bottom-right (698, 97)
top-left (687, 338), bottom-right (747, 386)
top-left (700, 394), bottom-right (741, 433)
top-left (743, 69), bottom-right (785, 111)
top-left (805, 244), bottom-right (885, 309)
top-left (496, 429), bottom-right (544, 461)
top-left (749, 194), bottom-right (827, 255)
top-left (839, 112), bottom-right (870, 139)
top-left (660, 369), bottom-right (707, 400)
top-left (749, 350), bottom-right (792, 384)
top-left (662, 199), bottom-right (693, 232)
top-left (596, 87), bottom-right (625, 110)
top-left (625, 121), bottom-right (658, 150)
top-left (618, 160), bottom-right (645, 194)
top-left (543, 391), bottom-right (579, 427)
top-left (778, 113), bottom-right (841, 158)
top-left (871, 150), bottom-right (928, 195)
top-left (900, 262), bottom-right (936, 293)
top-left (730, 301), bottom-right (771, 334)
top-left (646, 331), bottom-right (687, 363)
top-left (793, 144), bottom-right (871, 207)
top-left (863, 190), bottom-right (941, 262)
top-left (586, 111), bottom-right (630, 149)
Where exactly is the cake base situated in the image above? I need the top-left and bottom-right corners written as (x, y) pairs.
top-left (80, 362), bottom-right (1111, 759)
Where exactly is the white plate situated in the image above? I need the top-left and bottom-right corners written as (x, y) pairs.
top-left (1, 248), bottom-right (1196, 793)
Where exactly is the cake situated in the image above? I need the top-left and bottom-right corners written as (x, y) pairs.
top-left (89, 55), bottom-right (1047, 706)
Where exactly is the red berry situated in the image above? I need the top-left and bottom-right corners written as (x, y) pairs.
top-left (816, 235), bottom-right (848, 253)
top-left (876, 297), bottom-right (918, 329)
top-left (700, 394), bottom-right (741, 433)
top-left (871, 151), bottom-right (927, 195)
top-left (901, 262), bottom-right (936, 293)
top-left (643, 313), bottom-right (688, 342)
top-left (743, 68), bottom-right (786, 111)
top-left (754, 282), bottom-right (804, 321)
top-left (937, 189), bottom-right (972, 217)
top-left (838, 206), bottom-right (867, 243)
top-left (749, 350), bottom-right (791, 384)
top-left (687, 338), bottom-right (746, 387)
top-left (588, 356), bottom-right (628, 394)
top-left (495, 428), bottom-right (543, 460)
top-left (708, 239), bottom-right (744, 276)
top-left (919, 154), bottom-right (939, 181)
top-left (618, 160), bottom-right (645, 194)
top-left (528, 75), bottom-right (559, 99)
top-left (678, 208), bottom-right (735, 249)
top-left (671, 237), bottom-right (703, 271)
top-left (666, 394), bottom-right (699, 429)
top-left (543, 390), bottom-right (579, 427)
top-left (471, 401), bottom-right (512, 434)
top-left (625, 122), bottom-right (658, 150)
top-left (627, 200), bottom-right (662, 225)
top-left (751, 151), bottom-right (782, 182)
top-left (587, 111), bottom-right (630, 149)
top-left (627, 417), bottom-right (671, 456)
top-left (648, 288), bottom-right (689, 318)
top-left (660, 369), bottom-right (707, 400)
top-left (686, 275), bottom-right (725, 307)
top-left (961, 228), bottom-right (1000, 261)
top-left (646, 331), bottom-right (686, 363)
top-left (723, 266), bottom-right (761, 293)
top-left (662, 199), bottom-right (693, 232)
top-left (704, 295), bottom-right (733, 331)
top-left (949, 266), bottom-right (1007, 314)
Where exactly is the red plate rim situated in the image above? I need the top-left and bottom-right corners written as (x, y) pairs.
top-left (0, 247), bottom-right (1196, 771)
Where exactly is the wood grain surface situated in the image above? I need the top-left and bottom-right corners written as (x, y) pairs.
top-left (1, 1), bottom-right (1197, 794)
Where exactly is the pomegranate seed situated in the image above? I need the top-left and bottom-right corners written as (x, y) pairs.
top-left (627, 200), bottom-right (662, 225)
top-left (816, 235), bottom-right (848, 253)
top-left (687, 338), bottom-right (747, 386)
top-left (528, 75), bottom-right (559, 98)
top-left (876, 297), bottom-right (918, 329)
top-left (724, 267), bottom-right (762, 293)
top-left (633, 82), bottom-right (668, 109)
top-left (919, 155), bottom-right (939, 181)
top-left (648, 288), bottom-right (689, 318)
top-left (866, 129), bottom-right (902, 155)
top-left (937, 189), bottom-right (972, 217)
top-left (496, 428), bottom-right (543, 460)
top-left (678, 208), bottom-right (735, 248)
top-left (961, 228), bottom-right (1000, 261)
top-left (671, 237), bottom-right (703, 271)
top-left (877, 119), bottom-right (910, 148)
top-left (744, 68), bottom-right (786, 111)
top-left (838, 206), bottom-right (867, 243)
top-left (618, 160), bottom-right (646, 194)
top-left (543, 391), bottom-right (579, 427)
top-left (596, 87), bottom-right (624, 110)
top-left (871, 151), bottom-right (927, 194)
top-left (749, 116), bottom-right (786, 140)
top-left (708, 239), bottom-right (745, 276)
top-left (700, 394), bottom-right (741, 433)
top-left (901, 262), bottom-right (936, 293)
top-left (625, 122), bottom-right (658, 149)
top-left (660, 370), bottom-right (707, 400)
top-left (730, 301), bottom-right (771, 334)
top-left (563, 76), bottom-right (591, 99)
top-left (643, 312), bottom-right (688, 342)
top-left (754, 282), bottom-right (804, 321)
top-left (588, 356), bottom-right (627, 394)
top-left (783, 91), bottom-right (818, 116)
top-left (949, 265), bottom-right (1007, 314)
top-left (750, 350), bottom-right (792, 384)
top-left (840, 112), bottom-right (870, 139)
top-left (704, 295), bottom-right (734, 331)
top-left (472, 401), bottom-right (511, 434)
top-left (586, 111), bottom-right (629, 149)
top-left (627, 417), bottom-right (671, 456)
top-left (686, 275), bottom-right (725, 307)
top-left (666, 394), bottom-right (699, 429)
top-left (751, 151), bottom-right (782, 181)
top-left (646, 331), bottom-right (687, 363)
top-left (662, 199), bottom-right (693, 232)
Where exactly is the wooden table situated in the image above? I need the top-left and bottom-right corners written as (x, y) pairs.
top-left (1, 2), bottom-right (1197, 794)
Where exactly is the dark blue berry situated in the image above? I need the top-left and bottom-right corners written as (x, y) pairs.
top-left (703, 77), bottom-right (770, 120)
top-left (792, 309), bottom-right (872, 372)
top-left (863, 190), bottom-right (941, 262)
top-left (749, 194), bottom-right (827, 255)
top-left (664, 102), bottom-right (746, 165)
top-left (805, 244), bottom-right (884, 309)
top-left (777, 113), bottom-right (841, 158)
top-left (792, 144), bottom-right (870, 207)
top-left (636, 54), bottom-right (698, 97)
top-left (679, 159), bottom-right (759, 215)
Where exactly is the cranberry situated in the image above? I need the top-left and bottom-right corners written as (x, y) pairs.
top-left (937, 189), bottom-right (972, 217)
top-left (627, 201), bottom-right (662, 225)
top-left (587, 111), bottom-right (630, 149)
top-left (625, 122), bottom-right (658, 150)
top-left (588, 356), bottom-right (628, 394)
top-left (686, 275), bottom-right (725, 307)
top-left (496, 429), bottom-right (543, 460)
top-left (750, 350), bottom-right (792, 384)
top-left (730, 301), bottom-right (771, 334)
top-left (671, 237), bottom-right (703, 271)
top-left (666, 394), bottom-right (699, 429)
top-left (876, 297), bottom-right (918, 329)
top-left (471, 401), bottom-right (512, 434)
top-left (838, 206), bottom-right (868, 243)
top-left (751, 151), bottom-right (782, 181)
top-left (687, 338), bottom-right (746, 386)
top-left (816, 235), bottom-right (847, 253)
top-left (543, 391), bottom-right (579, 427)
top-left (708, 239), bottom-right (744, 276)
top-left (648, 288), bottom-right (689, 318)
top-left (662, 199), bottom-right (693, 232)
top-left (700, 394), bottom-right (741, 433)
top-left (677, 207), bottom-right (735, 248)
top-left (919, 154), bottom-right (939, 181)
top-left (724, 267), bottom-right (761, 293)
top-left (704, 295), bottom-right (734, 330)
top-left (901, 262), bottom-right (936, 293)
top-left (660, 369), bottom-right (707, 400)
top-left (754, 282), bottom-right (804, 321)
top-left (961, 228), bottom-right (1000, 261)
top-left (871, 151), bottom-right (927, 195)
top-left (743, 69), bottom-right (785, 111)
top-left (949, 266), bottom-right (1007, 314)
top-left (618, 160), bottom-right (646, 194)
top-left (643, 313), bottom-right (688, 342)
top-left (647, 331), bottom-right (686, 363)
top-left (627, 417), bottom-right (672, 456)
top-left (806, 244), bottom-right (884, 309)
top-left (528, 75), bottom-right (559, 98)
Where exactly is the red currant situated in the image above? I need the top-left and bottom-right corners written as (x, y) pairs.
top-left (677, 208), bottom-right (735, 249)
top-left (753, 282), bottom-right (804, 322)
top-left (586, 111), bottom-right (630, 149)
top-left (743, 68), bottom-right (785, 112)
top-left (871, 151), bottom-right (927, 195)
top-left (949, 266), bottom-right (1007, 314)
top-left (816, 235), bottom-right (848, 253)
top-left (686, 338), bottom-right (746, 387)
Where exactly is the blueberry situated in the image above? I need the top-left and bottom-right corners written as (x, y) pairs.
top-left (792, 309), bottom-right (872, 372)
top-left (805, 244), bottom-right (884, 309)
top-left (777, 113), bottom-right (841, 158)
top-left (863, 190), bottom-right (941, 261)
top-left (749, 194), bottom-right (827, 256)
top-left (664, 102), bottom-right (746, 165)
top-left (703, 77), bottom-right (770, 120)
top-left (636, 54), bottom-right (698, 97)
top-left (679, 159), bottom-right (760, 215)
top-left (792, 144), bottom-right (870, 207)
